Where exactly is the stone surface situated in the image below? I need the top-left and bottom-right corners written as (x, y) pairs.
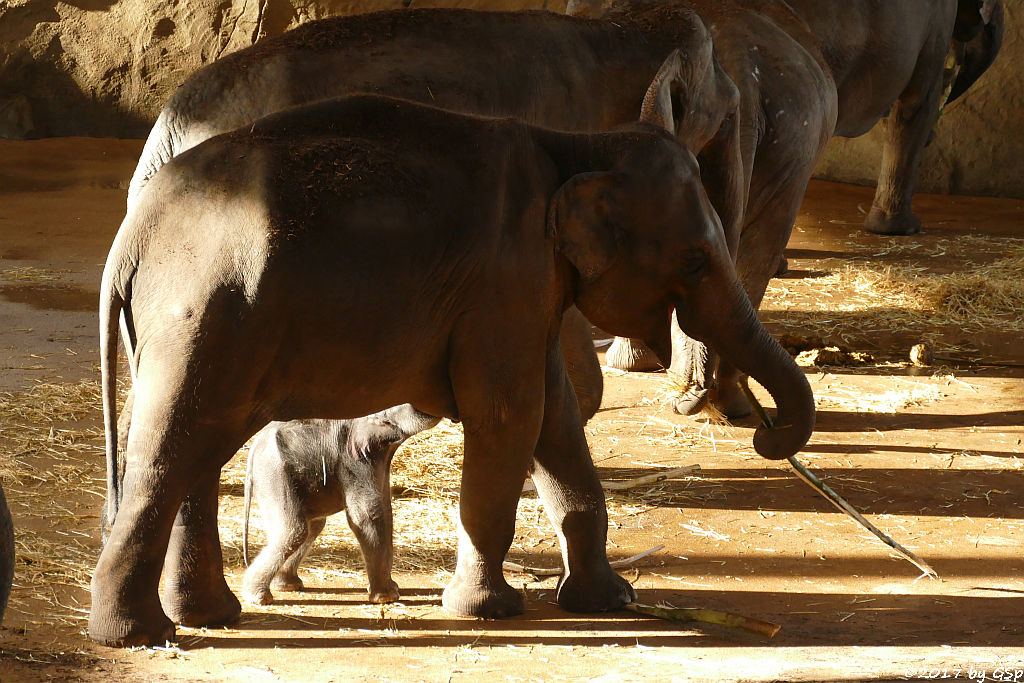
top-left (813, 1), bottom-right (1024, 199)
top-left (0, 0), bottom-right (1019, 197)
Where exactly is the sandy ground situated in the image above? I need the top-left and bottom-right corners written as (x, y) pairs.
top-left (0, 138), bottom-right (1022, 682)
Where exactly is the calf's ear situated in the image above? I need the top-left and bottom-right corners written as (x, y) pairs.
top-left (548, 172), bottom-right (619, 279)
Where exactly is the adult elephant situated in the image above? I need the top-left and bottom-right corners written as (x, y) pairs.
top-left (0, 482), bottom-right (12, 625)
top-left (113, 8), bottom-right (750, 634)
top-left (92, 93), bottom-right (815, 646)
top-left (568, 0), bottom-right (1004, 415)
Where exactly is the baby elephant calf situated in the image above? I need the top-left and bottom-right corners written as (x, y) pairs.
top-left (242, 405), bottom-right (438, 606)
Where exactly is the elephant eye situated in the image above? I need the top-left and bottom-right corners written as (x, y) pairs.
top-left (678, 250), bottom-right (708, 277)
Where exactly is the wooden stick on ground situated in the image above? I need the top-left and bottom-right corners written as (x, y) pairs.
top-left (739, 376), bottom-right (939, 579)
top-left (503, 545), bottom-right (665, 577)
top-left (522, 465), bottom-right (700, 494)
top-left (625, 602), bottom-right (781, 638)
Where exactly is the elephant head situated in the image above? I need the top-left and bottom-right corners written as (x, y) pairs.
top-left (548, 85), bottom-right (814, 461)
top-left (949, 0), bottom-right (1004, 103)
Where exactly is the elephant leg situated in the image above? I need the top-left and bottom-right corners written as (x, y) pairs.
top-left (559, 306), bottom-right (603, 422)
top-left (0, 481), bottom-right (13, 626)
top-left (670, 325), bottom-right (719, 416)
top-left (273, 517), bottom-right (326, 593)
top-left (243, 510), bottom-right (310, 606)
top-left (865, 51), bottom-right (948, 236)
top-left (161, 468), bottom-right (241, 627)
top-left (442, 339), bottom-right (546, 619)
top-left (529, 345), bottom-right (634, 613)
top-left (344, 454), bottom-right (399, 604)
top-left (605, 337), bottom-right (662, 372)
top-left (89, 388), bottom-right (204, 646)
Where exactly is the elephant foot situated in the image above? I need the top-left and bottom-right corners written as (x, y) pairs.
top-left (162, 582), bottom-right (241, 627)
top-left (672, 386), bottom-right (710, 416)
top-left (605, 338), bottom-right (662, 372)
top-left (713, 381), bottom-right (753, 421)
top-left (442, 577), bottom-right (524, 619)
top-left (271, 573), bottom-right (304, 592)
top-left (368, 580), bottom-right (401, 604)
top-left (241, 586), bottom-right (274, 606)
top-left (89, 605), bottom-right (175, 648)
top-left (774, 256), bottom-right (789, 277)
top-left (864, 208), bottom-right (922, 236)
top-left (556, 565), bottom-right (634, 613)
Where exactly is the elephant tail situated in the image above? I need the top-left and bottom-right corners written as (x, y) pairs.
top-left (243, 440), bottom-right (254, 567)
top-left (99, 264), bottom-right (125, 537)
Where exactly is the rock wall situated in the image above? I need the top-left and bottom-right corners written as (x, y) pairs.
top-left (1, 0), bottom-right (1021, 197)
top-left (814, 0), bottom-right (1024, 199)
top-left (0, 0), bottom-right (565, 140)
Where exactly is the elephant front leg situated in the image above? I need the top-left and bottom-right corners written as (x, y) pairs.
top-left (443, 431), bottom-right (537, 618)
top-left (344, 457), bottom-right (400, 604)
top-left (161, 469), bottom-right (241, 627)
top-left (864, 68), bottom-right (947, 236)
top-left (669, 323), bottom-right (718, 416)
top-left (529, 348), bottom-right (634, 613)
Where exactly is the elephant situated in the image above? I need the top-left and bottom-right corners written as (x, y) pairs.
top-left (241, 406), bottom-right (439, 606)
top-left (91, 92), bottom-right (815, 646)
top-left (123, 1), bottom-right (1001, 417)
top-left (564, 0), bottom-right (1004, 416)
top-left (109, 13), bottom-right (744, 639)
top-left (1, 481), bottom-right (13, 625)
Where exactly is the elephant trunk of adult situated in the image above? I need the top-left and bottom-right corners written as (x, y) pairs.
top-left (679, 278), bottom-right (815, 460)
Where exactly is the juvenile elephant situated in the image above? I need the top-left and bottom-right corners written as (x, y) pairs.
top-left (242, 406), bottom-right (438, 606)
top-left (1, 481), bottom-right (13, 625)
top-left (92, 93), bottom-right (815, 646)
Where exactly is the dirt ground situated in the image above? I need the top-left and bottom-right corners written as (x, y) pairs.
top-left (0, 138), bottom-right (1022, 682)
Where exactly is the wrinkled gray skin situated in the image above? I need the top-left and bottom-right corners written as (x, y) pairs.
top-left (241, 406), bottom-right (439, 606)
top-left (91, 92), bottom-right (814, 646)
top-left (569, 0), bottom-right (1005, 416)
top-left (0, 481), bottom-right (13, 625)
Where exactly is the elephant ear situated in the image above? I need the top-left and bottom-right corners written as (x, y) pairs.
top-left (640, 49), bottom-right (687, 134)
top-left (954, 0), bottom-right (990, 42)
top-left (548, 172), bottom-right (620, 279)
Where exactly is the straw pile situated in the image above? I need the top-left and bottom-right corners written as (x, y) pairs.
top-left (0, 380), bottom-right (106, 640)
top-left (762, 236), bottom-right (1024, 335)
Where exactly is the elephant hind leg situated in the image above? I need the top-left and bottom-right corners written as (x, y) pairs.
top-left (161, 465), bottom-right (242, 627)
top-left (243, 513), bottom-right (312, 606)
top-left (864, 46), bottom-right (949, 236)
top-left (272, 516), bottom-right (327, 593)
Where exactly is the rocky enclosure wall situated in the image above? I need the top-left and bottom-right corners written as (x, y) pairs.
top-left (1, 0), bottom-right (1021, 198)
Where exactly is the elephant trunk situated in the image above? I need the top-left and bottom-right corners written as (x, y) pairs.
top-left (681, 279), bottom-right (815, 460)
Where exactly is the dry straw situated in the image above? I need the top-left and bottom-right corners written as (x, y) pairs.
top-left (763, 236), bottom-right (1024, 334)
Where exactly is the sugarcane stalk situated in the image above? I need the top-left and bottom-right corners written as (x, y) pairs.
top-left (503, 545), bottom-right (665, 577)
top-left (625, 602), bottom-right (780, 638)
top-left (738, 376), bottom-right (938, 579)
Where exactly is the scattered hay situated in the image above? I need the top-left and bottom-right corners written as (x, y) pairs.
top-left (763, 237), bottom-right (1024, 334)
top-left (0, 380), bottom-right (107, 638)
top-left (795, 347), bottom-right (874, 368)
top-left (813, 379), bottom-right (946, 414)
top-left (0, 267), bottom-right (69, 283)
